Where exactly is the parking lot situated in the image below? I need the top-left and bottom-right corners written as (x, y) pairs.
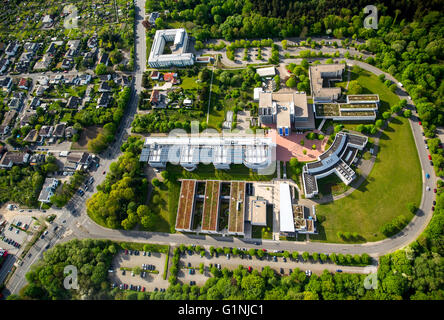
top-left (109, 250), bottom-right (169, 292)
top-left (0, 216), bottom-right (35, 254)
top-left (177, 250), bottom-right (372, 280)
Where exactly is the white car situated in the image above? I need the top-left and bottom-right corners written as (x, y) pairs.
top-left (426, 186), bottom-right (431, 191)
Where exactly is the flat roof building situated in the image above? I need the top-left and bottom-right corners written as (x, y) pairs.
top-left (148, 29), bottom-right (195, 68)
top-left (38, 178), bottom-right (59, 203)
top-left (279, 183), bottom-right (295, 234)
top-left (140, 135), bottom-right (275, 172)
top-left (309, 64), bottom-right (345, 103)
top-left (258, 91), bottom-right (315, 135)
top-left (249, 199), bottom-right (267, 226)
top-left (256, 67), bottom-right (276, 78)
top-left (302, 132), bottom-right (367, 198)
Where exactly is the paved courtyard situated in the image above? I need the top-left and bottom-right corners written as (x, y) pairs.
top-left (266, 125), bottom-right (328, 162)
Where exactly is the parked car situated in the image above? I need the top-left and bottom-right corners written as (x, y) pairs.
top-left (428, 154), bottom-right (432, 160)
top-left (433, 201), bottom-right (436, 205)
top-left (336, 269), bottom-right (343, 273)
top-left (432, 206), bottom-right (435, 211)
top-left (280, 268), bottom-right (284, 274)
top-left (434, 188), bottom-right (437, 193)
top-left (426, 173), bottom-right (430, 179)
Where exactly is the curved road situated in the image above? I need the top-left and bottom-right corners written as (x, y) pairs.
top-left (2, 0), bottom-right (436, 295)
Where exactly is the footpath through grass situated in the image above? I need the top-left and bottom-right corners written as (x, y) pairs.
top-left (312, 116), bottom-right (422, 243)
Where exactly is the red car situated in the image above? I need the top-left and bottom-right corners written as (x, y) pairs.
top-left (419, 121), bottom-right (422, 125)
top-left (248, 266), bottom-right (252, 272)
top-left (434, 188), bottom-right (437, 193)
top-left (432, 206), bottom-right (435, 211)
top-left (428, 155), bottom-right (432, 160)
top-left (262, 249), bottom-right (267, 252)
top-left (125, 249), bottom-right (128, 255)
top-left (102, 171), bottom-right (106, 175)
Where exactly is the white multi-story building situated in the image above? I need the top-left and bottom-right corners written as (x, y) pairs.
top-left (148, 29), bottom-right (195, 68)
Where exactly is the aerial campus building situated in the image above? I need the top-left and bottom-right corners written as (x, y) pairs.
top-left (148, 28), bottom-right (195, 68)
top-left (258, 91), bottom-right (315, 136)
top-left (309, 64), bottom-right (380, 121)
top-left (139, 135), bottom-right (275, 172)
top-left (302, 132), bottom-right (368, 198)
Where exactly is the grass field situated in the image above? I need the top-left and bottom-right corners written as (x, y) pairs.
top-left (147, 181), bottom-right (180, 233)
top-left (336, 69), bottom-right (400, 131)
top-left (71, 126), bottom-right (102, 150)
top-left (311, 116), bottom-right (422, 243)
top-left (167, 163), bottom-right (276, 181)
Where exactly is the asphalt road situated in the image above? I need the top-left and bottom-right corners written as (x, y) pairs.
top-left (1, 1), bottom-right (437, 296)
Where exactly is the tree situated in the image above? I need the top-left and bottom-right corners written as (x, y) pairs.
top-left (292, 251), bottom-right (299, 260)
top-left (152, 178), bottom-right (160, 187)
top-left (383, 111), bottom-right (391, 119)
top-left (95, 63), bottom-right (108, 75)
top-left (348, 80), bottom-right (363, 94)
top-left (302, 252), bottom-right (310, 261)
top-left (312, 252), bottom-right (319, 261)
top-left (248, 248), bottom-right (256, 256)
top-left (286, 77), bottom-right (297, 87)
top-left (404, 109), bottom-right (412, 118)
top-left (375, 119), bottom-right (384, 128)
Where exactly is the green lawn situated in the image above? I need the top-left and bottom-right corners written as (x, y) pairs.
top-left (336, 69), bottom-right (400, 131)
top-left (167, 163), bottom-right (276, 181)
top-left (180, 75), bottom-right (199, 90)
top-left (312, 116), bottom-right (422, 243)
top-left (146, 182), bottom-right (177, 233)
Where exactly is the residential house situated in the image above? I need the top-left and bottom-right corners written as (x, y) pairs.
top-left (0, 58), bottom-right (9, 74)
top-left (87, 35), bottom-right (98, 49)
top-left (61, 58), bottom-right (72, 69)
top-left (24, 42), bottom-right (40, 53)
top-left (150, 70), bottom-right (160, 80)
top-left (0, 77), bottom-right (12, 92)
top-left (66, 152), bottom-right (92, 170)
top-left (97, 92), bottom-right (112, 108)
top-left (98, 52), bottom-right (109, 66)
top-left (78, 74), bottom-right (92, 85)
top-left (66, 96), bottom-right (81, 109)
top-left (53, 123), bottom-right (66, 138)
top-left (46, 42), bottom-right (57, 55)
top-left (150, 89), bottom-right (169, 108)
top-left (38, 178), bottom-right (59, 203)
top-left (163, 72), bottom-right (179, 84)
top-left (39, 125), bottom-right (54, 138)
top-left (23, 129), bottom-right (39, 143)
top-left (0, 110), bottom-right (17, 135)
top-left (18, 78), bottom-right (29, 90)
top-left (0, 152), bottom-right (30, 169)
top-left (20, 111), bottom-right (36, 127)
top-left (64, 126), bottom-right (76, 138)
top-left (8, 96), bottom-right (23, 111)
top-left (98, 81), bottom-right (111, 92)
top-left (148, 12), bottom-right (160, 26)
top-left (29, 97), bottom-right (40, 110)
top-left (34, 54), bottom-right (53, 70)
top-left (29, 153), bottom-right (45, 166)
top-left (98, 74), bottom-right (111, 81)
top-left (5, 41), bottom-right (19, 57)
top-left (35, 85), bottom-right (46, 97)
